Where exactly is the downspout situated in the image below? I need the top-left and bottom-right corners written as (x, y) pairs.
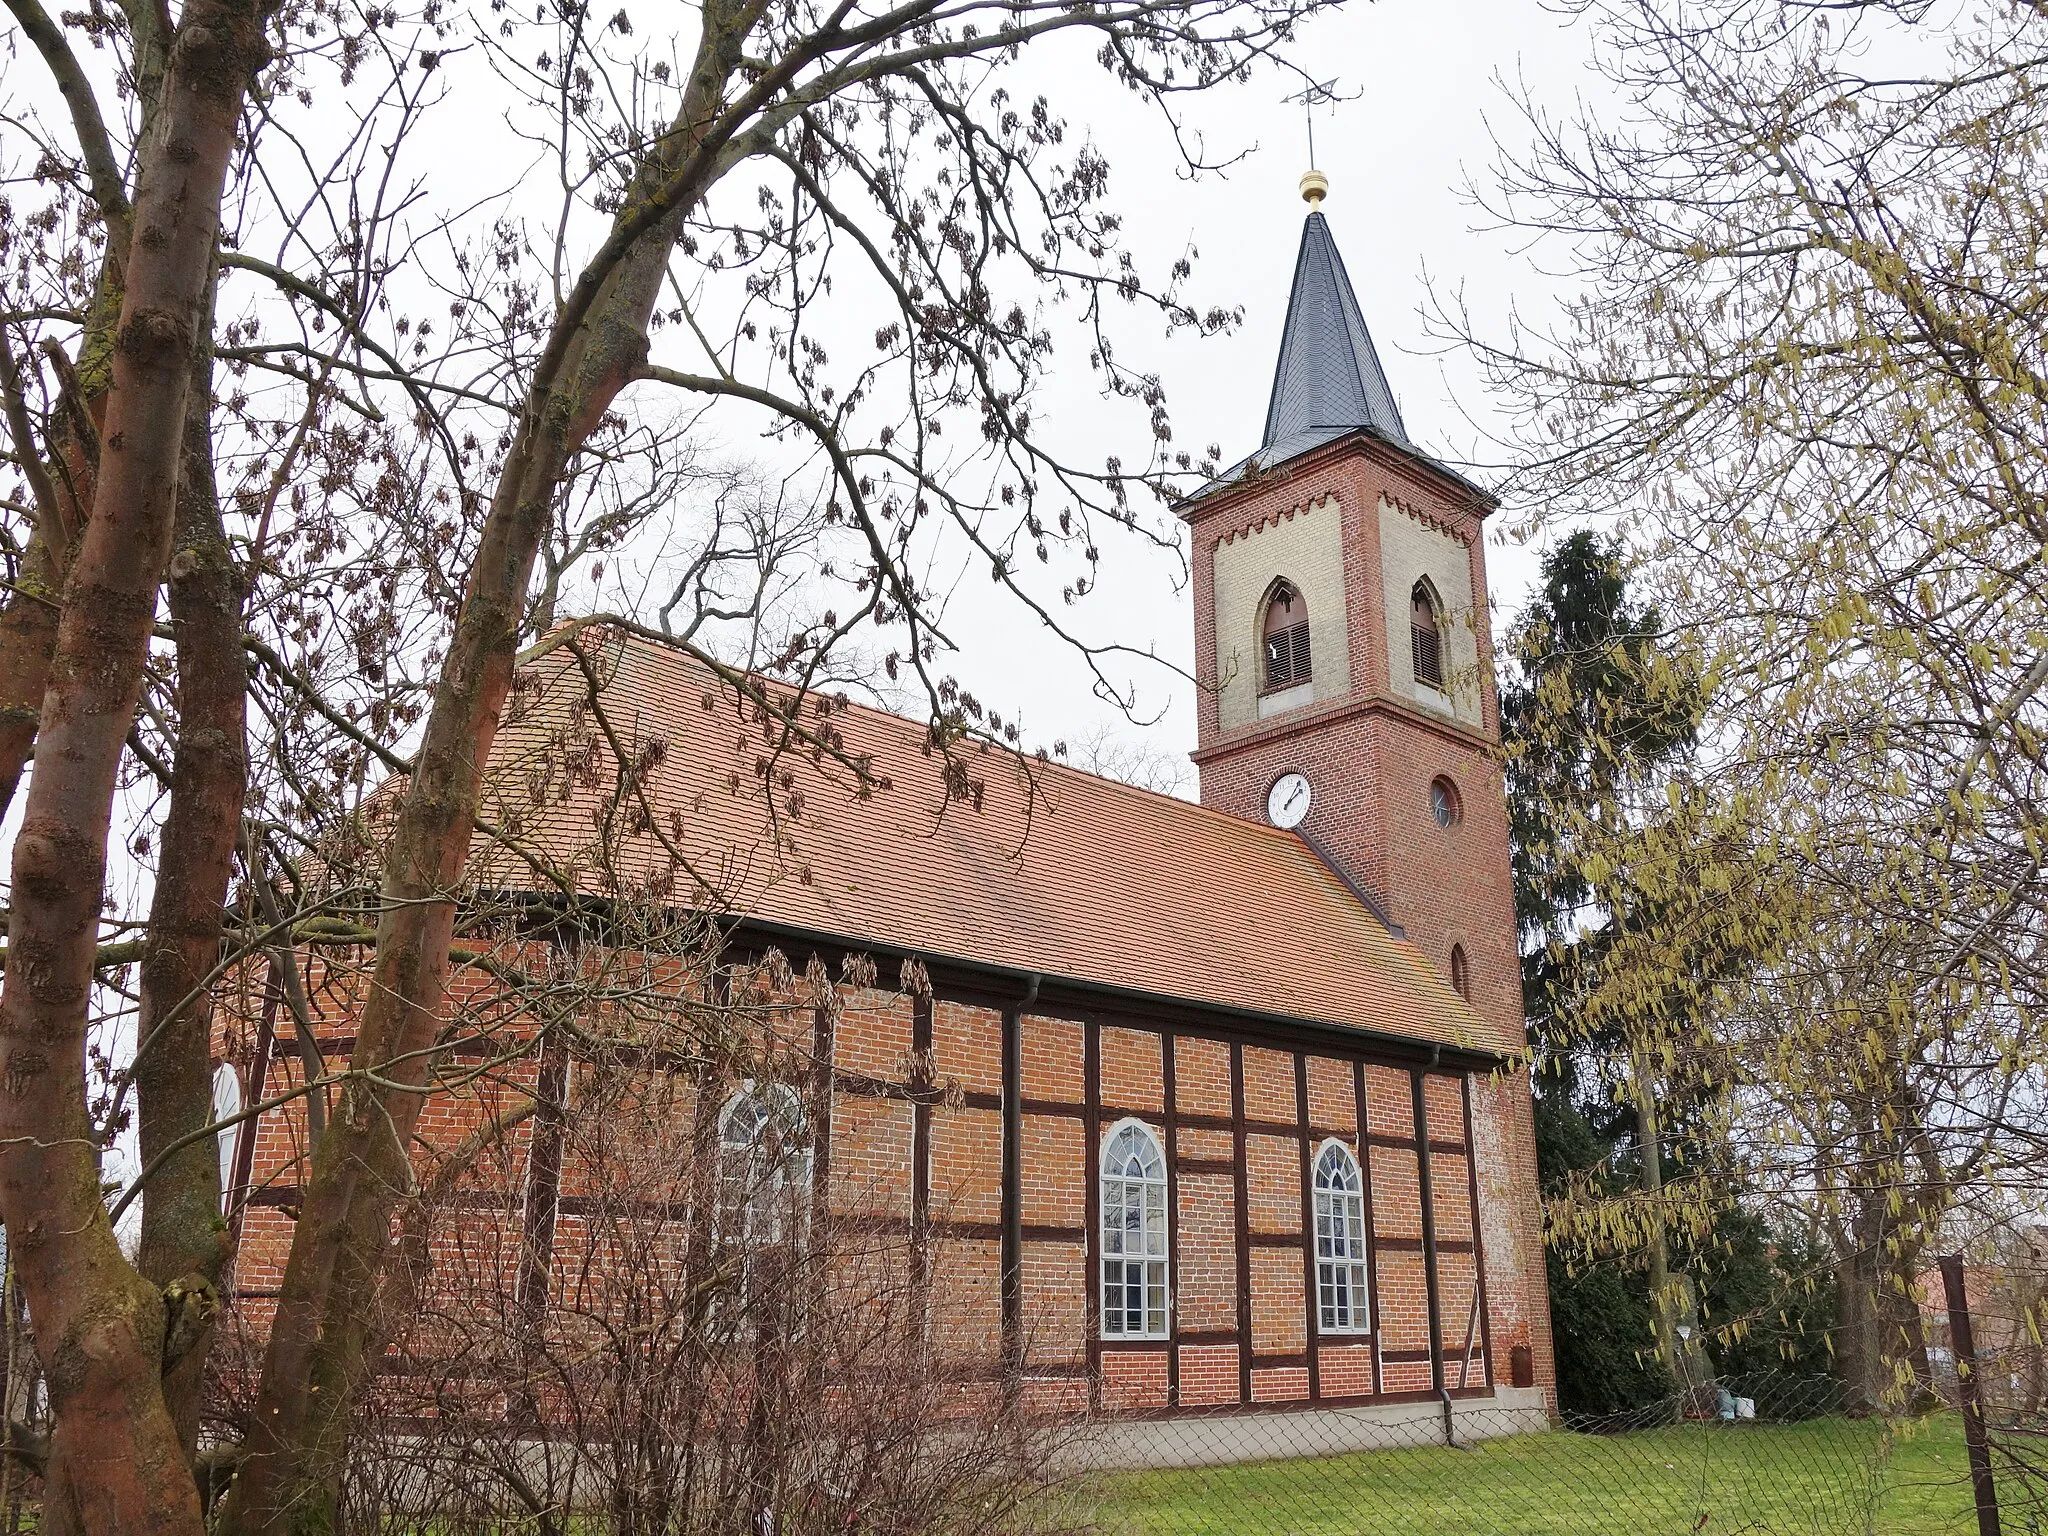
top-left (1416, 1042), bottom-right (1454, 1446)
top-left (1001, 972), bottom-right (1041, 1380)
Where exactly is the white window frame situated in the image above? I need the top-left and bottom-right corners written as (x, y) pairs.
top-left (716, 1081), bottom-right (813, 1250)
top-left (212, 1060), bottom-right (243, 1213)
top-left (710, 1082), bottom-right (816, 1342)
top-left (1099, 1118), bottom-right (1170, 1341)
top-left (1313, 1139), bottom-right (1372, 1335)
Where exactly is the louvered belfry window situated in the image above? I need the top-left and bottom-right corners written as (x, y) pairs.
top-left (1411, 583), bottom-right (1444, 689)
top-left (1262, 581), bottom-right (1312, 690)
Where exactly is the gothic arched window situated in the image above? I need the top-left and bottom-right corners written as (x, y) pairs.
top-left (1450, 944), bottom-right (1471, 1002)
top-left (717, 1082), bottom-right (813, 1250)
top-left (212, 1060), bottom-right (243, 1213)
top-left (1262, 581), bottom-right (1313, 691)
top-left (1100, 1120), bottom-right (1169, 1338)
top-left (1411, 581), bottom-right (1445, 689)
top-left (713, 1082), bottom-right (814, 1337)
top-left (1313, 1141), bottom-right (1371, 1333)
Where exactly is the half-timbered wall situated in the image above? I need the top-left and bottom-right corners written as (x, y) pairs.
top-left (218, 946), bottom-right (1550, 1417)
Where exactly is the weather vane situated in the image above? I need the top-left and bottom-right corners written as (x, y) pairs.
top-left (1284, 77), bottom-right (1345, 169)
top-left (1284, 77), bottom-right (1354, 206)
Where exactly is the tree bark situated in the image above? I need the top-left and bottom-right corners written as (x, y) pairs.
top-left (0, 300), bottom-right (112, 820)
top-left (0, 231), bottom-right (120, 1536)
top-left (0, 531), bottom-right (62, 818)
top-left (221, 26), bottom-right (750, 1530)
top-left (0, 0), bottom-right (270, 1528)
top-left (1632, 1048), bottom-right (1677, 1372)
top-left (1835, 1248), bottom-right (1875, 1413)
top-left (1836, 1212), bottom-right (1936, 1413)
top-left (133, 296), bottom-right (245, 1459)
top-left (0, 0), bottom-right (147, 814)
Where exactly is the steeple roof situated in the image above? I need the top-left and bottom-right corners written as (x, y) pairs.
top-left (1182, 200), bottom-right (1474, 505)
top-left (1261, 209), bottom-right (1408, 458)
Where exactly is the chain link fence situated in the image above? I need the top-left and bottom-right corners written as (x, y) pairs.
top-left (1929, 1251), bottom-right (2048, 1533)
top-left (0, 1248), bottom-right (1995, 1536)
top-left (1075, 1373), bottom-right (1906, 1536)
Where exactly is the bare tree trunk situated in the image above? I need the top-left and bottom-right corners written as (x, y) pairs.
top-left (0, 329), bottom-right (108, 820)
top-left (1883, 1230), bottom-right (1937, 1412)
top-left (1835, 1248), bottom-right (1877, 1413)
top-left (0, 0), bottom-right (156, 818)
top-left (1837, 1210), bottom-right (1935, 1413)
top-left (0, 0), bottom-right (270, 1527)
top-left (1632, 1048), bottom-right (1678, 1373)
top-left (133, 302), bottom-right (245, 1457)
top-left (0, 533), bottom-right (62, 818)
top-left (222, 39), bottom-right (741, 1530)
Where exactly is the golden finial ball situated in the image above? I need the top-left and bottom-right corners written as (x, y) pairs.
top-left (1299, 169), bottom-right (1329, 207)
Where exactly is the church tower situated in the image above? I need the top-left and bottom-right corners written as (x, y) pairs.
top-left (1185, 172), bottom-right (1519, 1037)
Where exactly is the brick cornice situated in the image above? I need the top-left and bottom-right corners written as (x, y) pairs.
top-left (1381, 488), bottom-right (1474, 547)
top-left (1210, 490), bottom-right (1336, 551)
top-left (1190, 689), bottom-right (1497, 767)
top-left (1176, 427), bottom-right (1496, 529)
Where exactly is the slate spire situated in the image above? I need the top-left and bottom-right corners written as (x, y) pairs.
top-left (1260, 185), bottom-right (1408, 458)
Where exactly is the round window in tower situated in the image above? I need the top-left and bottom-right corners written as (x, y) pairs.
top-left (1430, 776), bottom-right (1461, 829)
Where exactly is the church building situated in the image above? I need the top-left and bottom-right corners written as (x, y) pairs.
top-left (222, 173), bottom-right (1555, 1456)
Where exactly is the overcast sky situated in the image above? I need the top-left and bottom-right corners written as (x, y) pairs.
top-left (930, 0), bottom-right (1602, 787)
top-left (54, 0), bottom-right (1607, 1215)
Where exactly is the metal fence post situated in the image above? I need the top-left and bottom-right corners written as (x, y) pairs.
top-left (1943, 1253), bottom-right (2003, 1536)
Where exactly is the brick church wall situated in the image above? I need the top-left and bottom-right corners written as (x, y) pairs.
top-left (219, 940), bottom-right (1547, 1419)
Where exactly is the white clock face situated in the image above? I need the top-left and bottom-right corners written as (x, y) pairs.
top-left (1266, 772), bottom-right (1312, 829)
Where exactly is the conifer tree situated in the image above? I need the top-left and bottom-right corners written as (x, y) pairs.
top-left (1504, 530), bottom-right (1697, 1410)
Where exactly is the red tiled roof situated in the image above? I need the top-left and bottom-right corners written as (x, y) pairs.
top-left (467, 626), bottom-right (1513, 1057)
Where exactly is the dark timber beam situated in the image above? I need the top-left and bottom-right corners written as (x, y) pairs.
top-left (1413, 1058), bottom-right (1449, 1443)
top-left (1000, 973), bottom-right (1039, 1372)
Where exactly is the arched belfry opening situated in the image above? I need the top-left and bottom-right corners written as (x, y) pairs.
top-left (1410, 580), bottom-right (1445, 690)
top-left (1262, 580), bottom-right (1312, 691)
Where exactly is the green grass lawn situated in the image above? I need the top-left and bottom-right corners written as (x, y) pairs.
top-left (1082, 1412), bottom-right (1996, 1534)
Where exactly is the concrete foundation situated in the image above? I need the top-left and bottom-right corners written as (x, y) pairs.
top-left (1073, 1387), bottom-right (1553, 1471)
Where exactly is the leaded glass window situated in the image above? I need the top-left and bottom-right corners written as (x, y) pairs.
top-left (1314, 1141), bottom-right (1371, 1333)
top-left (712, 1082), bottom-right (814, 1340)
top-left (1100, 1121), bottom-right (1169, 1339)
top-left (717, 1082), bottom-right (812, 1248)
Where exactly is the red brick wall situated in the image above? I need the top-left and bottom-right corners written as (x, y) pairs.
top-left (933, 998), bottom-right (1002, 1094)
top-left (931, 1106), bottom-right (1003, 1224)
top-left (1184, 432), bottom-right (1554, 1407)
top-left (1178, 1343), bottom-right (1240, 1406)
top-left (1101, 1349), bottom-right (1170, 1410)
top-left (1174, 1171), bottom-right (1238, 1334)
top-left (220, 946), bottom-right (1549, 1417)
top-left (1099, 1027), bottom-right (1164, 1113)
top-left (1173, 1036), bottom-right (1231, 1117)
